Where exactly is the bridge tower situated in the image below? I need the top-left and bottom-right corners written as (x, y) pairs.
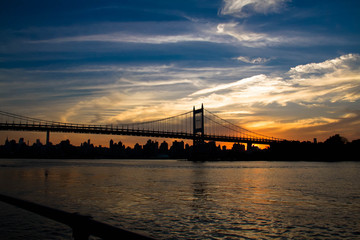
top-left (193, 104), bottom-right (204, 145)
top-left (46, 130), bottom-right (50, 146)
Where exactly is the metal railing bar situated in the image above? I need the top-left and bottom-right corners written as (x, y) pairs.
top-left (0, 193), bottom-right (155, 240)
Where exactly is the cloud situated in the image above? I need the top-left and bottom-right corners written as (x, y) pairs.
top-left (215, 22), bottom-right (328, 47)
top-left (191, 74), bottom-right (268, 96)
top-left (20, 20), bottom-right (338, 51)
top-left (192, 53), bottom-right (360, 105)
top-left (30, 33), bottom-right (216, 44)
top-left (220, 0), bottom-right (289, 18)
top-left (19, 20), bottom-right (226, 46)
top-left (235, 56), bottom-right (270, 64)
top-left (288, 53), bottom-right (360, 79)
top-left (216, 23), bottom-right (286, 47)
top-left (26, 22), bottom-right (230, 45)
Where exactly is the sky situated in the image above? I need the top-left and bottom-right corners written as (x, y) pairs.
top-left (1, 0), bottom-right (360, 146)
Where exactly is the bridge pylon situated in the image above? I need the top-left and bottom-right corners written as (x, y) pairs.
top-left (46, 130), bottom-right (50, 146)
top-left (193, 104), bottom-right (204, 145)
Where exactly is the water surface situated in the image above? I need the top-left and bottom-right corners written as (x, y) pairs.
top-left (1, 159), bottom-right (359, 239)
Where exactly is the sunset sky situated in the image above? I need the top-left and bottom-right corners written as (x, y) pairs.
top-left (1, 0), bottom-right (360, 146)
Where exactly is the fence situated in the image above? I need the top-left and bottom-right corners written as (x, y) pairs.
top-left (0, 193), bottom-right (155, 240)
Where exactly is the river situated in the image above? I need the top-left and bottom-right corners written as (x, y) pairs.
top-left (0, 159), bottom-right (359, 239)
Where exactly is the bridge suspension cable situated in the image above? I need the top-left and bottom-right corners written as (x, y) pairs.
top-left (204, 109), bottom-right (283, 142)
top-left (127, 111), bottom-right (193, 134)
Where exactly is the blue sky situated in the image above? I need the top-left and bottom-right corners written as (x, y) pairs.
top-left (1, 0), bottom-right (360, 144)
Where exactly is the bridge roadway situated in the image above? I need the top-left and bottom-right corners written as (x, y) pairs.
top-left (0, 122), bottom-right (281, 145)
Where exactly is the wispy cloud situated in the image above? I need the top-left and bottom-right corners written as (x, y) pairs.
top-left (117, 78), bottom-right (201, 87)
top-left (216, 23), bottom-right (289, 47)
top-left (220, 0), bottom-right (289, 18)
top-left (191, 54), bottom-right (360, 105)
top-left (191, 74), bottom-right (268, 96)
top-left (288, 53), bottom-right (360, 79)
top-left (30, 33), bottom-right (217, 44)
top-left (235, 56), bottom-right (270, 64)
top-left (18, 19), bottom-right (342, 51)
top-left (215, 22), bottom-right (335, 48)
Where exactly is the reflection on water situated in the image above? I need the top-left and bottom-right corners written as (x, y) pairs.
top-left (0, 159), bottom-right (360, 239)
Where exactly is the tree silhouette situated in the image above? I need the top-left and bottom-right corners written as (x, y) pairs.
top-left (324, 134), bottom-right (348, 145)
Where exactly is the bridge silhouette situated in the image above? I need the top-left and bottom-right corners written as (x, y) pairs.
top-left (0, 105), bottom-right (284, 146)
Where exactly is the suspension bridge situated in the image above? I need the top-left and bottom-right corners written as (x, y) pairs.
top-left (0, 105), bottom-right (284, 146)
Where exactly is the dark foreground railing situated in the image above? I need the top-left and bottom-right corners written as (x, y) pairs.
top-left (0, 193), bottom-right (155, 240)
